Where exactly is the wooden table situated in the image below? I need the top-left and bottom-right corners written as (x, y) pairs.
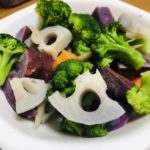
top-left (124, 0), bottom-right (150, 12)
top-left (0, 0), bottom-right (150, 19)
top-left (0, 0), bottom-right (37, 19)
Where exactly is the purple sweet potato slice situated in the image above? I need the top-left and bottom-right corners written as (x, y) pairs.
top-left (100, 67), bottom-right (133, 130)
top-left (100, 67), bottom-right (134, 99)
top-left (92, 7), bottom-right (114, 26)
top-left (2, 71), bottom-right (20, 111)
top-left (16, 26), bottom-right (32, 43)
top-left (16, 50), bottom-right (54, 82)
top-left (21, 108), bottom-right (37, 119)
top-left (106, 113), bottom-right (130, 131)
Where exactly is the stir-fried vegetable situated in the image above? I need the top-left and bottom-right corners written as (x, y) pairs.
top-left (0, 34), bottom-right (27, 86)
top-left (92, 22), bottom-right (145, 70)
top-left (36, 0), bottom-right (72, 28)
top-left (61, 119), bottom-right (107, 137)
top-left (51, 59), bottom-right (93, 96)
top-left (127, 71), bottom-right (150, 114)
top-left (69, 13), bottom-right (101, 56)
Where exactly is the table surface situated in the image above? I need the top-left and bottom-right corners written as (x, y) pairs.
top-left (0, 0), bottom-right (150, 19)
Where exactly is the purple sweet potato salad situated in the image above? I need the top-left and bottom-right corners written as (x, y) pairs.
top-left (0, 0), bottom-right (150, 137)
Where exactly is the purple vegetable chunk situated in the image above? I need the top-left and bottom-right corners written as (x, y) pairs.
top-left (106, 113), bottom-right (130, 131)
top-left (92, 7), bottom-right (114, 26)
top-left (2, 71), bottom-right (20, 111)
top-left (21, 108), bottom-right (37, 119)
top-left (16, 26), bottom-right (32, 42)
top-left (100, 67), bottom-right (133, 130)
top-left (16, 50), bottom-right (54, 82)
top-left (100, 67), bottom-right (134, 99)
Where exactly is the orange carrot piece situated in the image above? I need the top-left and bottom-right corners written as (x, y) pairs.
top-left (52, 50), bottom-right (79, 70)
top-left (132, 77), bottom-right (141, 86)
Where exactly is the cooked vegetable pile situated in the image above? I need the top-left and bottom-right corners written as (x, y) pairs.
top-left (1, 0), bottom-right (150, 138)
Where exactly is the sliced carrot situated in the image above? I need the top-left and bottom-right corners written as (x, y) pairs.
top-left (132, 77), bottom-right (141, 86)
top-left (52, 50), bottom-right (79, 70)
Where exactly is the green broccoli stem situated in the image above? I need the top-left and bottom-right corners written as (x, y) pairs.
top-left (0, 55), bottom-right (2, 63)
top-left (108, 45), bottom-right (144, 70)
top-left (0, 52), bottom-right (17, 86)
top-left (129, 38), bottom-right (148, 54)
top-left (97, 57), bottom-right (113, 68)
top-left (96, 35), bottom-right (145, 70)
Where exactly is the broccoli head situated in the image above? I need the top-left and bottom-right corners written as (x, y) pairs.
top-left (127, 71), bottom-right (150, 114)
top-left (69, 13), bottom-right (100, 36)
top-left (52, 70), bottom-right (69, 90)
top-left (81, 62), bottom-right (93, 72)
top-left (69, 13), bottom-right (100, 55)
top-left (51, 59), bottom-right (93, 96)
top-left (92, 22), bottom-right (145, 70)
top-left (84, 124), bottom-right (107, 137)
top-left (36, 0), bottom-right (72, 28)
top-left (72, 40), bottom-right (91, 56)
top-left (61, 118), bottom-right (84, 136)
top-left (61, 118), bottom-right (107, 137)
top-left (0, 34), bottom-right (27, 86)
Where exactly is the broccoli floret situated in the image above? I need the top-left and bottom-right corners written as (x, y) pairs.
top-left (66, 60), bottom-right (82, 78)
top-left (61, 118), bottom-right (107, 137)
top-left (0, 34), bottom-right (27, 86)
top-left (69, 13), bottom-right (100, 35)
top-left (72, 40), bottom-right (91, 56)
top-left (81, 62), bottom-right (93, 72)
top-left (51, 71), bottom-right (69, 90)
top-left (60, 86), bottom-right (75, 97)
top-left (92, 22), bottom-right (145, 70)
top-left (54, 59), bottom-right (82, 80)
top-left (36, 0), bottom-right (72, 28)
top-left (51, 59), bottom-right (93, 96)
top-left (127, 71), bottom-right (150, 114)
top-left (97, 56), bottom-right (113, 68)
top-left (84, 124), bottom-right (107, 137)
top-left (69, 13), bottom-right (100, 55)
top-left (61, 119), bottom-right (84, 136)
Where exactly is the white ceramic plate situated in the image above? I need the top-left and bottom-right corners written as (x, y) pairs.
top-left (0, 0), bottom-right (150, 150)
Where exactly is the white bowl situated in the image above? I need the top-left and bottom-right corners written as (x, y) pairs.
top-left (0, 0), bottom-right (150, 150)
